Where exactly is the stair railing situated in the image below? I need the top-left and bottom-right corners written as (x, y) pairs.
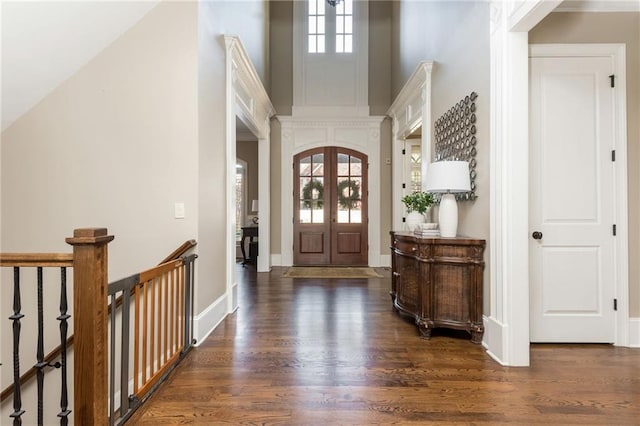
top-left (1, 228), bottom-right (197, 425)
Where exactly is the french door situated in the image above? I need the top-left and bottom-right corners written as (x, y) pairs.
top-left (293, 147), bottom-right (368, 266)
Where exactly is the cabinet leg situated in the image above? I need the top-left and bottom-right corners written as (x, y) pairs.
top-left (471, 330), bottom-right (483, 344)
top-left (418, 323), bottom-right (431, 339)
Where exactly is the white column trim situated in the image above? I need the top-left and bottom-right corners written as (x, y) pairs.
top-left (387, 61), bottom-right (434, 232)
top-left (224, 36), bottom-right (275, 304)
top-left (488, 0), bottom-right (548, 366)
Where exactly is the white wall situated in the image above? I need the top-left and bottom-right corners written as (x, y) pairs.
top-left (1, 1), bottom-right (270, 421)
top-left (1, 0), bottom-right (159, 130)
top-left (1, 0), bottom-right (199, 286)
top-left (391, 0), bottom-right (491, 310)
top-left (196, 0), bottom-right (269, 314)
top-left (1, 2), bottom-right (199, 423)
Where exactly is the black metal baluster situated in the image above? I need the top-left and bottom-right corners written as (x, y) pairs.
top-left (35, 267), bottom-right (46, 425)
top-left (10, 267), bottom-right (25, 425)
top-left (109, 293), bottom-right (116, 426)
top-left (120, 287), bottom-right (131, 420)
top-left (57, 267), bottom-right (71, 425)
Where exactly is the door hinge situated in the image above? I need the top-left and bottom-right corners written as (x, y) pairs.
top-left (614, 298), bottom-right (618, 311)
top-left (612, 150), bottom-right (616, 162)
top-left (609, 74), bottom-right (615, 88)
top-left (613, 224), bottom-right (617, 236)
top-left (402, 149), bottom-right (406, 155)
top-left (402, 217), bottom-right (406, 223)
top-left (402, 183), bottom-right (406, 189)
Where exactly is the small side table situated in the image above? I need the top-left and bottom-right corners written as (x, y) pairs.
top-left (240, 226), bottom-right (258, 265)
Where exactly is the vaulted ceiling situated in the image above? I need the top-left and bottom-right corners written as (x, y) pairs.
top-left (2, 0), bottom-right (637, 131)
top-left (1, 1), bottom-right (158, 130)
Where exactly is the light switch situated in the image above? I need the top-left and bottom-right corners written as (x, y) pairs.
top-left (174, 202), bottom-right (185, 219)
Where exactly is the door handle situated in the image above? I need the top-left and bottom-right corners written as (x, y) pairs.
top-left (532, 231), bottom-right (543, 240)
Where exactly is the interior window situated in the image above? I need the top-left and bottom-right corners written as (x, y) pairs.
top-left (335, 0), bottom-right (353, 53)
top-left (308, 0), bottom-right (326, 53)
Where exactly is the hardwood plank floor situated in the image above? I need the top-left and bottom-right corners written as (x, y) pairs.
top-left (128, 265), bottom-right (640, 425)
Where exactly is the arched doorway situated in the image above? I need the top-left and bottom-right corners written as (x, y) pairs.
top-left (293, 146), bottom-right (368, 266)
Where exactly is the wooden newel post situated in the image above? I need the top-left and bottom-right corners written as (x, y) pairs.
top-left (66, 228), bottom-right (114, 425)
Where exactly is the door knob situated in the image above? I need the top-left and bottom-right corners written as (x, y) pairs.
top-left (532, 231), bottom-right (543, 240)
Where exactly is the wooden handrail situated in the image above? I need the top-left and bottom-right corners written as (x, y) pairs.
top-left (0, 239), bottom-right (197, 405)
top-left (0, 253), bottom-right (73, 267)
top-left (158, 239), bottom-right (197, 264)
top-left (0, 252), bottom-right (74, 403)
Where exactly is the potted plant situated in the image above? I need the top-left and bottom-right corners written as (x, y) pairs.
top-left (402, 191), bottom-right (434, 231)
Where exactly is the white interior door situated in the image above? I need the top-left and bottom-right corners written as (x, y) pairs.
top-left (529, 53), bottom-right (616, 343)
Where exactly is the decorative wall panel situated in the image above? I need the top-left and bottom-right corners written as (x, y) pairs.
top-left (434, 91), bottom-right (478, 201)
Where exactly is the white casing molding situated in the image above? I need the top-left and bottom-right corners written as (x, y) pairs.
top-left (530, 43), bottom-right (630, 347)
top-left (488, 0), bottom-right (558, 367)
top-left (386, 61), bottom-right (434, 232)
top-left (486, 0), bottom-right (561, 367)
top-left (278, 116), bottom-right (385, 266)
top-left (507, 0), bottom-right (563, 31)
top-left (224, 35), bottom-right (275, 314)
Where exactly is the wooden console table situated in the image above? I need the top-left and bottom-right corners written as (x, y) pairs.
top-left (241, 226), bottom-right (258, 265)
top-left (390, 231), bottom-right (485, 343)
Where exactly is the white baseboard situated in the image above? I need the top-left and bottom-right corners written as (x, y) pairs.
top-left (483, 315), bottom-right (507, 365)
top-left (271, 254), bottom-right (282, 266)
top-left (630, 317), bottom-right (640, 347)
top-left (193, 293), bottom-right (228, 346)
top-left (378, 254), bottom-right (391, 268)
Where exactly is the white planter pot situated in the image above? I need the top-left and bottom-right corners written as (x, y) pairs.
top-left (405, 211), bottom-right (425, 232)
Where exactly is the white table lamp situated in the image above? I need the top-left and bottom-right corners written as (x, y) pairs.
top-left (424, 161), bottom-right (471, 238)
top-left (251, 199), bottom-right (259, 225)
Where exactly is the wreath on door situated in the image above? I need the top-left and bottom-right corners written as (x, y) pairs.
top-left (301, 180), bottom-right (324, 208)
top-left (337, 180), bottom-right (360, 209)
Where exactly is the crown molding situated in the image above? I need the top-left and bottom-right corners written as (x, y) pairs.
top-left (554, 0), bottom-right (640, 12)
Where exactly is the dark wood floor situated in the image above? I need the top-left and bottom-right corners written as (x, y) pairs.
top-left (128, 265), bottom-right (640, 425)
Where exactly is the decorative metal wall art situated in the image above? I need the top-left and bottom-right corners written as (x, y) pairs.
top-left (434, 91), bottom-right (478, 201)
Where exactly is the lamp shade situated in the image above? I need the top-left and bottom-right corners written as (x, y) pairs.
top-left (251, 199), bottom-right (259, 213)
top-left (424, 161), bottom-right (471, 193)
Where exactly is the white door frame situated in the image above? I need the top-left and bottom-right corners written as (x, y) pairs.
top-left (529, 43), bottom-right (629, 345)
top-left (488, 1), bottom-right (631, 365)
top-left (278, 116), bottom-right (384, 267)
top-left (387, 61), bottom-right (433, 233)
top-left (224, 36), bottom-right (275, 313)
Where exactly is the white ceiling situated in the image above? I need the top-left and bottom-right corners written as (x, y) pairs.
top-left (1, 0), bottom-right (159, 131)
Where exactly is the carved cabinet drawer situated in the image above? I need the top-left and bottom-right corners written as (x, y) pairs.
top-left (392, 238), bottom-right (417, 256)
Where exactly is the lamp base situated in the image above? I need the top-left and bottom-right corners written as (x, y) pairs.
top-left (438, 193), bottom-right (458, 238)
